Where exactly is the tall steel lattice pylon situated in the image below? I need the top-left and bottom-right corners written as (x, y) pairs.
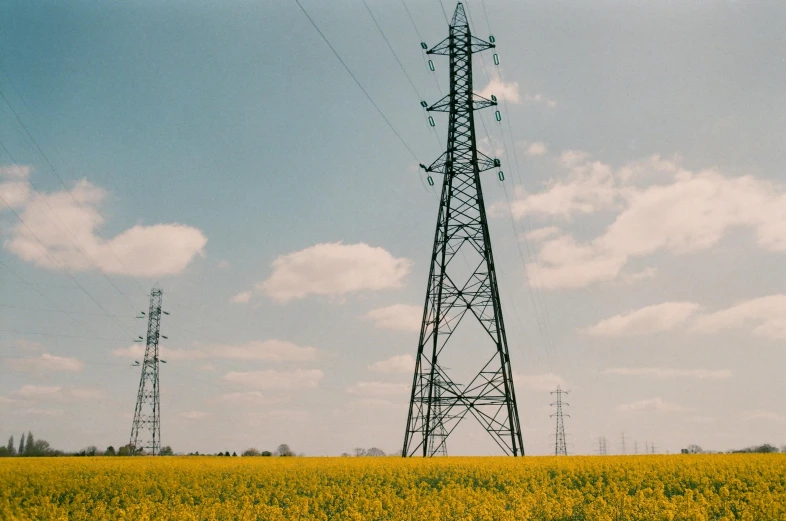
top-left (403, 2), bottom-right (524, 457)
top-left (130, 288), bottom-right (164, 455)
top-left (550, 386), bottom-right (569, 456)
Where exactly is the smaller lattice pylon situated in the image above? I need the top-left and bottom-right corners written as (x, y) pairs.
top-left (550, 386), bottom-right (570, 456)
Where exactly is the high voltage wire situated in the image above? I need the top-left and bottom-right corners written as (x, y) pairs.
top-left (0, 188), bottom-right (137, 340)
top-left (361, 0), bottom-right (443, 183)
top-left (0, 139), bottom-right (140, 315)
top-left (293, 0), bottom-right (420, 162)
top-left (0, 85), bottom-right (148, 301)
top-left (465, 1), bottom-right (557, 360)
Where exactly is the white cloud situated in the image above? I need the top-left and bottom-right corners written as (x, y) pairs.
top-left (216, 260), bottom-right (231, 270)
top-left (498, 153), bottom-right (786, 289)
top-left (513, 372), bottom-right (566, 391)
top-left (617, 397), bottom-right (684, 412)
top-left (22, 408), bottom-right (64, 416)
top-left (215, 391), bottom-right (267, 405)
top-left (602, 367), bottom-right (732, 379)
top-left (584, 302), bottom-right (701, 336)
top-left (346, 381), bottom-right (410, 396)
top-left (2, 177), bottom-right (206, 277)
top-left (13, 385), bottom-right (62, 399)
top-left (230, 291), bottom-right (252, 304)
top-left (223, 369), bottom-right (323, 390)
top-left (0, 396), bottom-right (15, 406)
top-left (259, 242), bottom-right (412, 303)
top-left (619, 267), bottom-right (658, 284)
top-left (523, 141), bottom-right (548, 157)
top-left (369, 354), bottom-right (415, 373)
top-left (523, 226), bottom-right (561, 242)
top-left (181, 411), bottom-right (208, 420)
top-left (692, 295), bottom-right (786, 339)
top-left (114, 340), bottom-right (318, 362)
top-left (363, 304), bottom-right (421, 333)
top-left (744, 410), bottom-right (783, 422)
top-left (69, 388), bottom-right (109, 400)
top-left (0, 165), bottom-right (32, 208)
top-left (211, 340), bottom-right (318, 362)
top-left (112, 344), bottom-right (206, 361)
top-left (5, 353), bottom-right (84, 372)
top-left (477, 77), bottom-right (520, 104)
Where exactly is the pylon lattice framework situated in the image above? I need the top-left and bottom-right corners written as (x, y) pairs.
top-left (403, 2), bottom-right (524, 457)
top-left (130, 288), bottom-right (164, 455)
top-left (551, 386), bottom-right (569, 456)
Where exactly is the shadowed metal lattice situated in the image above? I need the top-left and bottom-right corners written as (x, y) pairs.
top-left (403, 2), bottom-right (524, 457)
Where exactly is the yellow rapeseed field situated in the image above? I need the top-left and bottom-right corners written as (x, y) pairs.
top-left (1, 455), bottom-right (785, 520)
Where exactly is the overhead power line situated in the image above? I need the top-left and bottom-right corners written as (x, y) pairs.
top-left (293, 0), bottom-right (420, 161)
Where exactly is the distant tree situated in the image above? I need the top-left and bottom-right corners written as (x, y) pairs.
top-left (84, 446), bottom-right (98, 456)
top-left (242, 448), bottom-right (260, 457)
top-left (341, 453), bottom-right (351, 457)
top-left (276, 444), bottom-right (294, 457)
top-left (0, 447), bottom-right (8, 457)
top-left (261, 451), bottom-right (272, 457)
top-left (781, 445), bottom-right (786, 454)
top-left (232, 451), bottom-right (237, 457)
top-left (160, 446), bottom-right (174, 456)
top-left (681, 444), bottom-right (703, 454)
top-left (25, 432), bottom-right (34, 455)
top-left (117, 444), bottom-right (134, 456)
top-left (353, 448), bottom-right (367, 457)
top-left (105, 446), bottom-right (116, 456)
top-left (366, 447), bottom-right (386, 457)
top-left (18, 433), bottom-right (25, 455)
top-left (7, 436), bottom-right (14, 456)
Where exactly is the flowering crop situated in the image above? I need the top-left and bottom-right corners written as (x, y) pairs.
top-left (1, 454), bottom-right (784, 520)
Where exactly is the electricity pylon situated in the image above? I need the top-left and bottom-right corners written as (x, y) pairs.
top-left (550, 386), bottom-right (569, 456)
top-left (130, 288), bottom-right (165, 455)
top-left (403, 2), bottom-right (524, 457)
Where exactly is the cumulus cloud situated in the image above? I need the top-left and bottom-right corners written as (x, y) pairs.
top-left (230, 291), bottom-right (252, 304)
top-left (523, 226), bottom-right (561, 242)
top-left (13, 385), bottom-right (62, 399)
top-left (744, 410), bottom-right (783, 422)
top-left (363, 304), bottom-right (422, 333)
top-left (692, 295), bottom-right (786, 339)
top-left (496, 153), bottom-right (786, 289)
top-left (584, 302), bottom-right (701, 337)
top-left (211, 340), bottom-right (318, 362)
top-left (180, 411), bottom-right (208, 420)
top-left (513, 372), bottom-right (566, 391)
top-left (523, 141), bottom-right (548, 157)
top-left (1, 173), bottom-right (206, 277)
top-left (5, 353), bottom-right (84, 372)
top-left (223, 369), bottom-right (324, 390)
top-left (259, 242), bottom-right (412, 303)
top-left (617, 397), bottom-right (684, 412)
top-left (369, 354), bottom-right (415, 373)
top-left (215, 391), bottom-right (267, 405)
top-left (346, 381), bottom-right (410, 396)
top-left (0, 165), bottom-right (32, 208)
top-left (113, 339), bottom-right (318, 362)
top-left (477, 77), bottom-right (521, 104)
top-left (112, 344), bottom-right (206, 361)
top-left (602, 367), bottom-right (732, 379)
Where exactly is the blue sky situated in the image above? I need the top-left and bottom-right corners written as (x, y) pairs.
top-left (1, 0), bottom-right (785, 456)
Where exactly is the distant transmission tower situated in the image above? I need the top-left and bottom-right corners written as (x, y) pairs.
top-left (427, 373), bottom-right (448, 456)
top-left (130, 288), bottom-right (167, 455)
top-left (550, 386), bottom-right (569, 456)
top-left (620, 432), bottom-right (627, 455)
top-left (403, 2), bottom-right (524, 457)
top-left (597, 436), bottom-right (608, 455)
